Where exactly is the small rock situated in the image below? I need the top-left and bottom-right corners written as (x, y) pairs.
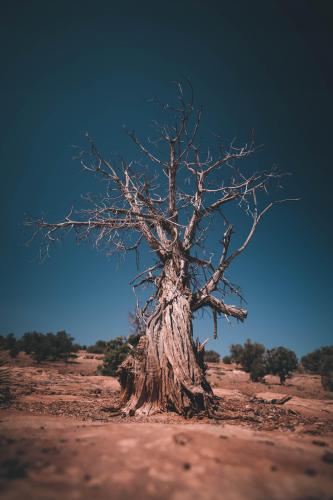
top-left (174, 433), bottom-right (191, 446)
top-left (304, 468), bottom-right (317, 476)
top-left (312, 440), bottom-right (328, 447)
top-left (322, 451), bottom-right (333, 464)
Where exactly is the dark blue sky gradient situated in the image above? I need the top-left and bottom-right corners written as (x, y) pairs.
top-left (1, 0), bottom-right (332, 356)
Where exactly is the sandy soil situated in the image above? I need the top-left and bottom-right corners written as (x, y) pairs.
top-left (1, 352), bottom-right (333, 499)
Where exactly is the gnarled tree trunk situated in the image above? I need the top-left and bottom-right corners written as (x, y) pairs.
top-left (118, 261), bottom-right (213, 416)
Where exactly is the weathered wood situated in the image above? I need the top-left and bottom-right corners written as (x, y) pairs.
top-left (118, 260), bottom-right (213, 415)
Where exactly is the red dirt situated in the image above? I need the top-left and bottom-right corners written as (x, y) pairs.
top-left (1, 353), bottom-right (333, 499)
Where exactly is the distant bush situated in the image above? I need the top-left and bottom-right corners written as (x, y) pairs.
top-left (250, 357), bottom-right (267, 382)
top-left (301, 346), bottom-right (333, 391)
top-left (239, 339), bottom-right (266, 374)
top-left (301, 346), bottom-right (333, 374)
top-left (222, 355), bottom-right (232, 364)
top-left (0, 358), bottom-right (11, 405)
top-left (100, 334), bottom-right (141, 376)
top-left (225, 340), bottom-right (266, 378)
top-left (225, 340), bottom-right (298, 384)
top-left (229, 344), bottom-right (244, 364)
top-left (241, 340), bottom-right (267, 382)
top-left (320, 355), bottom-right (333, 391)
top-left (0, 334), bottom-right (21, 358)
top-left (204, 350), bottom-right (220, 363)
top-left (21, 330), bottom-right (77, 363)
top-left (266, 346), bottom-right (298, 384)
top-left (87, 340), bottom-right (108, 354)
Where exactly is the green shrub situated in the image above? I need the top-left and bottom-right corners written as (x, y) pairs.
top-left (204, 350), bottom-right (220, 363)
top-left (225, 339), bottom-right (267, 379)
top-left (87, 340), bottom-right (108, 354)
top-left (239, 339), bottom-right (266, 373)
top-left (320, 354), bottom-right (333, 391)
top-left (21, 331), bottom-right (76, 363)
top-left (250, 357), bottom-right (267, 382)
top-left (0, 334), bottom-right (21, 358)
top-left (301, 346), bottom-right (333, 391)
top-left (100, 334), bottom-right (141, 376)
top-left (0, 358), bottom-right (11, 405)
top-left (266, 346), bottom-right (298, 384)
top-left (301, 346), bottom-right (333, 374)
top-left (229, 344), bottom-right (244, 364)
top-left (222, 355), bottom-right (232, 364)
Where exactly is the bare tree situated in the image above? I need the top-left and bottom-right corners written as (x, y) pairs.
top-left (27, 83), bottom-right (296, 416)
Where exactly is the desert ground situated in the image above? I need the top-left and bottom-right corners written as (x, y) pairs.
top-left (1, 351), bottom-right (333, 500)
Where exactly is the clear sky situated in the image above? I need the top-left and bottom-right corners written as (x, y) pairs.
top-left (0, 0), bottom-right (332, 357)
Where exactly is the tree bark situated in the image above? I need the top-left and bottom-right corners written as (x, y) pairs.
top-left (118, 261), bottom-right (213, 416)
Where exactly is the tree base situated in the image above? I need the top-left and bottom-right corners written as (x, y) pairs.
top-left (117, 335), bottom-right (215, 417)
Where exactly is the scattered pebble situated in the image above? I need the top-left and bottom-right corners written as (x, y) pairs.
top-left (174, 433), bottom-right (191, 446)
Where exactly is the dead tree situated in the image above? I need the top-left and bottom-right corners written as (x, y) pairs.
top-left (27, 83), bottom-right (295, 416)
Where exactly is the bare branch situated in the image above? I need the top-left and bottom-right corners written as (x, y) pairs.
top-left (129, 263), bottom-right (162, 285)
top-left (191, 294), bottom-right (247, 321)
top-left (225, 197), bottom-right (299, 266)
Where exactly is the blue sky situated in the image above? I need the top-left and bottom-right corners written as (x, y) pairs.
top-left (0, 0), bottom-right (332, 356)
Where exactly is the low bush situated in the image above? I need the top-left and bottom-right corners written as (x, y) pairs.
top-left (266, 347), bottom-right (298, 384)
top-left (239, 339), bottom-right (266, 374)
top-left (0, 334), bottom-right (21, 358)
top-left (319, 354), bottom-right (333, 391)
top-left (87, 340), bottom-right (108, 354)
top-left (250, 357), bottom-right (267, 382)
top-left (21, 331), bottom-right (77, 363)
top-left (0, 358), bottom-right (11, 405)
top-left (229, 344), bottom-right (244, 364)
top-left (100, 334), bottom-right (141, 376)
top-left (224, 340), bottom-right (298, 384)
top-left (204, 350), bottom-right (220, 363)
top-left (301, 346), bottom-right (333, 391)
top-left (301, 346), bottom-right (333, 373)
